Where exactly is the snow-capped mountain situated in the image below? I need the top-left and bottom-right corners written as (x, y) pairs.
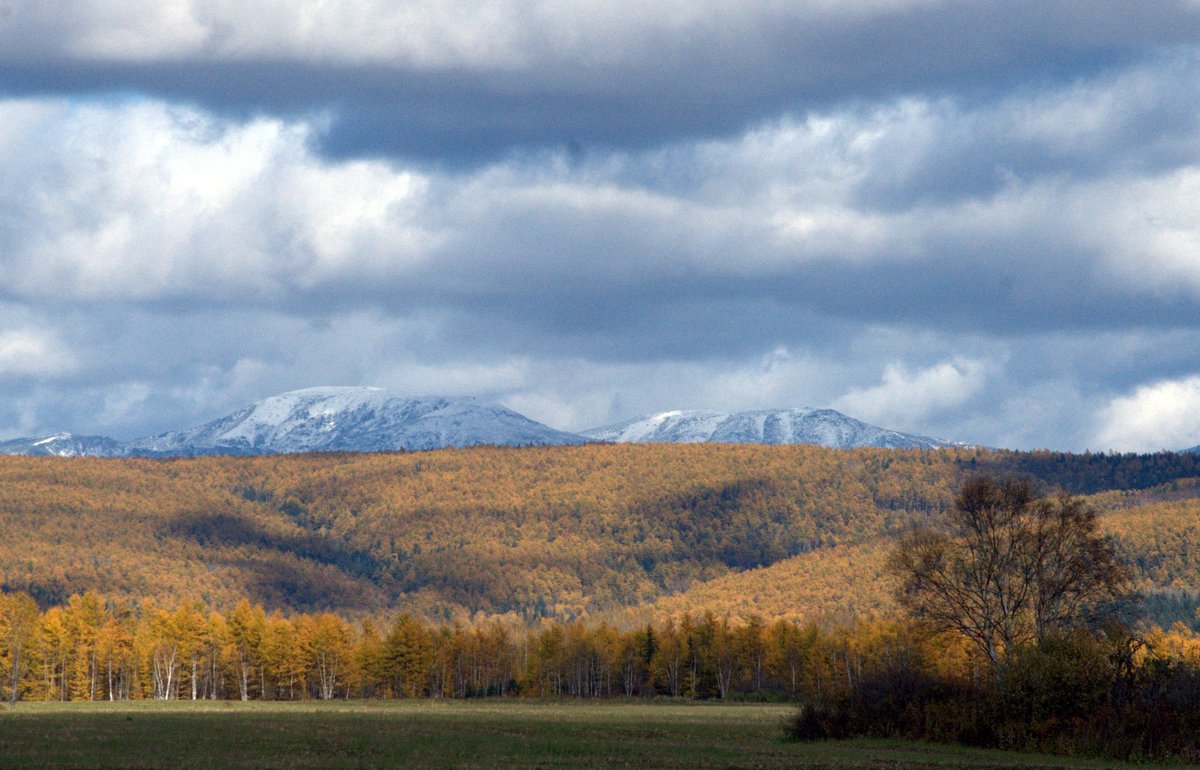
top-left (582, 410), bottom-right (730, 444)
top-left (125, 387), bottom-right (587, 455)
top-left (0, 432), bottom-right (128, 457)
top-left (582, 408), bottom-right (957, 449)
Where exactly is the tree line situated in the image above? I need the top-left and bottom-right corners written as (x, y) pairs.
top-left (0, 590), bottom-right (863, 703)
top-left (2, 586), bottom-right (1199, 713)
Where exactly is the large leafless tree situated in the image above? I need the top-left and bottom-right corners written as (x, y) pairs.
top-left (889, 477), bottom-right (1131, 669)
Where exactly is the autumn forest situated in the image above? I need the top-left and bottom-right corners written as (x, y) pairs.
top-left (5, 445), bottom-right (1200, 619)
top-left (4, 445), bottom-right (1200, 717)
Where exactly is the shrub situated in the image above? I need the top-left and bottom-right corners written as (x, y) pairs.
top-left (787, 703), bottom-right (850, 741)
top-left (787, 661), bottom-right (969, 742)
top-left (786, 629), bottom-right (1200, 762)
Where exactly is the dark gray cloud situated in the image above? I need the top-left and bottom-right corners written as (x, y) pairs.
top-left (3, 2), bottom-right (1199, 163)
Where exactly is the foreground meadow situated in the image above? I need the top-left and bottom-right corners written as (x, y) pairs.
top-left (0, 700), bottom-right (1173, 769)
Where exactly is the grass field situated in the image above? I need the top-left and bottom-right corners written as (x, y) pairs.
top-left (0, 700), bottom-right (1176, 769)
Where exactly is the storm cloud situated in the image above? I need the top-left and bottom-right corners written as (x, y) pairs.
top-left (2, 1), bottom-right (1200, 450)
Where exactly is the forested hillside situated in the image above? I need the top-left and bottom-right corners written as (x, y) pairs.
top-left (2, 446), bottom-right (1200, 625)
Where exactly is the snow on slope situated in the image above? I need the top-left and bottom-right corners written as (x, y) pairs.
top-left (583, 408), bottom-right (957, 449)
top-left (126, 387), bottom-right (588, 454)
top-left (0, 432), bottom-right (128, 457)
top-left (581, 410), bottom-right (728, 443)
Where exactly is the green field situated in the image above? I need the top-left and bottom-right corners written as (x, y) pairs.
top-left (0, 700), bottom-right (1173, 769)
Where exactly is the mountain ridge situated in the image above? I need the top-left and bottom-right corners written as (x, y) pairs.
top-left (3, 444), bottom-right (1200, 620)
top-left (0, 432), bottom-right (128, 457)
top-left (0, 387), bottom-right (587, 457)
top-left (582, 407), bottom-right (959, 449)
top-left (126, 386), bottom-right (586, 455)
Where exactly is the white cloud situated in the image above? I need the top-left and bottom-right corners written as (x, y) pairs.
top-left (97, 381), bottom-right (151, 425)
top-left (980, 381), bottom-right (1095, 452)
top-left (0, 95), bottom-right (950, 307)
top-left (377, 358), bottom-right (533, 398)
top-left (493, 347), bottom-right (848, 432)
top-left (0, 1), bottom-right (939, 67)
top-left (0, 99), bottom-right (434, 303)
top-left (1091, 167), bottom-right (1200, 297)
top-left (4, 67), bottom-right (1200, 306)
top-left (1092, 376), bottom-right (1200, 452)
top-left (3, 1), bottom-right (209, 61)
top-left (0, 392), bottom-right (42, 440)
top-left (0, 329), bottom-right (77, 378)
top-left (833, 358), bottom-right (989, 430)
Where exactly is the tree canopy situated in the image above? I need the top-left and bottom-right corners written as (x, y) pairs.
top-left (889, 477), bottom-right (1132, 668)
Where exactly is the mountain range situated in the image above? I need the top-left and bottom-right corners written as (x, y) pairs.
top-left (0, 386), bottom-right (961, 457)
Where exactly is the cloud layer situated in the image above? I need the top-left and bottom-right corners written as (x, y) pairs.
top-left (1, 2), bottom-right (1199, 450)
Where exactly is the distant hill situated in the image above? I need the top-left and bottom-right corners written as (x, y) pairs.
top-left (3, 445), bottom-right (1200, 627)
top-left (0, 432), bottom-right (127, 457)
top-left (583, 408), bottom-right (958, 449)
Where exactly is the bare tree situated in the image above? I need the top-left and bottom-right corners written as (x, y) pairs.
top-left (889, 477), bottom-right (1131, 670)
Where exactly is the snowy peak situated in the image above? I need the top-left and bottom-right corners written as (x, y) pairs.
top-left (582, 410), bottom-right (727, 443)
top-left (126, 387), bottom-right (587, 455)
top-left (0, 433), bottom-right (127, 457)
top-left (583, 407), bottom-right (956, 449)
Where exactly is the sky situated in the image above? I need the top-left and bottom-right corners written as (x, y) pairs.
top-left (2, 1), bottom-right (1200, 451)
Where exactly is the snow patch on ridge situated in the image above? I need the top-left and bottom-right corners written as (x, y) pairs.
top-left (32, 432), bottom-right (71, 446)
top-left (587, 409), bottom-right (728, 443)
